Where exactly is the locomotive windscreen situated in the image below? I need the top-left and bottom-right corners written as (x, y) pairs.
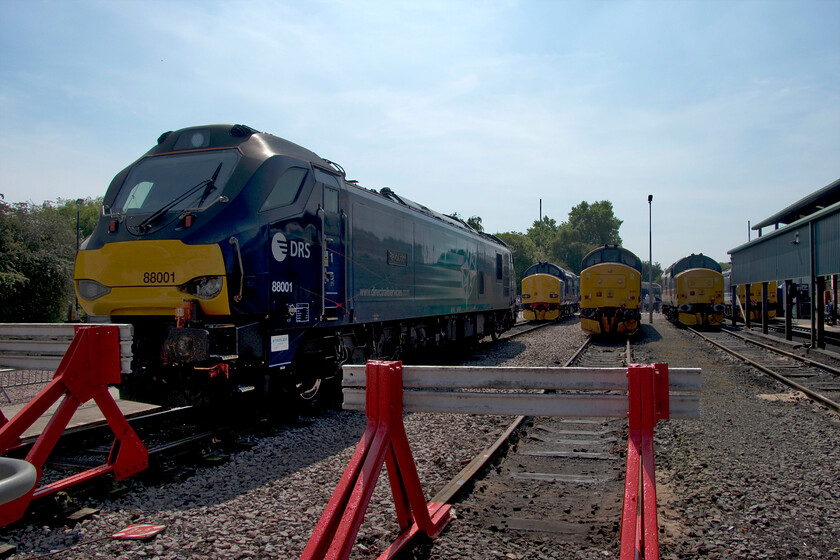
top-left (111, 149), bottom-right (241, 216)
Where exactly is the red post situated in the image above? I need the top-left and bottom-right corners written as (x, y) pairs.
top-left (300, 361), bottom-right (451, 560)
top-left (620, 363), bottom-right (668, 560)
top-left (0, 325), bottom-right (148, 526)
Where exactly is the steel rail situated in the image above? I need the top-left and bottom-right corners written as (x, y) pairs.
top-left (721, 327), bottom-right (840, 377)
top-left (502, 320), bottom-right (555, 341)
top-left (430, 335), bottom-right (592, 505)
top-left (688, 328), bottom-right (840, 415)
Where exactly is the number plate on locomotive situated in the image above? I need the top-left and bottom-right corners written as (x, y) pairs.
top-left (143, 271), bottom-right (176, 284)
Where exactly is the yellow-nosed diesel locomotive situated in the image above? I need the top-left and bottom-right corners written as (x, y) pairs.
top-left (520, 262), bottom-right (579, 321)
top-left (579, 245), bottom-right (642, 336)
top-left (661, 254), bottom-right (725, 327)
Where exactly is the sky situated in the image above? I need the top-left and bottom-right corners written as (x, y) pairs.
top-left (0, 0), bottom-right (838, 269)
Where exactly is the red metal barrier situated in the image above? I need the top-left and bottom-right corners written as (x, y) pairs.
top-left (620, 363), bottom-right (669, 560)
top-left (0, 325), bottom-right (148, 526)
top-left (300, 360), bottom-right (451, 560)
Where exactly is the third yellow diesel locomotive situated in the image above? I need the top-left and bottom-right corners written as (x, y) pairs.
top-left (722, 269), bottom-right (778, 322)
top-left (661, 253), bottom-right (725, 327)
top-left (579, 245), bottom-right (642, 336)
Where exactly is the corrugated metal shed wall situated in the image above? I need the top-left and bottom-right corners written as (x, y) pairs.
top-left (816, 209), bottom-right (840, 277)
top-left (729, 203), bottom-right (838, 285)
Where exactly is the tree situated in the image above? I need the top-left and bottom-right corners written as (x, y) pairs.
top-left (0, 197), bottom-right (102, 322)
top-left (448, 212), bottom-right (484, 233)
top-left (566, 201), bottom-right (622, 246)
top-left (466, 215), bottom-right (483, 232)
top-left (542, 201), bottom-right (624, 274)
top-left (641, 261), bottom-right (663, 284)
top-left (495, 232), bottom-right (536, 293)
top-left (525, 216), bottom-right (559, 262)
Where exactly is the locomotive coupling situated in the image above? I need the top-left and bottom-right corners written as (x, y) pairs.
top-left (164, 328), bottom-right (210, 363)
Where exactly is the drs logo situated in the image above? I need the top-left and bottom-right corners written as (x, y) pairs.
top-left (272, 232), bottom-right (311, 262)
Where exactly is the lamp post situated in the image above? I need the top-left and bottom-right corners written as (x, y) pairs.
top-left (648, 194), bottom-right (653, 324)
top-left (74, 198), bottom-right (84, 322)
top-left (75, 198), bottom-right (84, 251)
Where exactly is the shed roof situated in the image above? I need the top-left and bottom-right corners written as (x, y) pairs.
top-left (752, 177), bottom-right (840, 231)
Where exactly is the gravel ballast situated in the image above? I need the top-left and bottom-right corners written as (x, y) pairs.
top-left (2, 315), bottom-right (839, 559)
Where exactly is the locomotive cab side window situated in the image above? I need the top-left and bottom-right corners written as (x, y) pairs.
top-left (496, 253), bottom-right (503, 280)
top-left (261, 167), bottom-right (308, 211)
top-left (324, 186), bottom-right (339, 213)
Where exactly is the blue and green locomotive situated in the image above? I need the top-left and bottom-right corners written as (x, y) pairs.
top-left (74, 124), bottom-right (516, 407)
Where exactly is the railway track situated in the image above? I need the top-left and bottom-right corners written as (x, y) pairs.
top-left (2, 404), bottom-right (258, 524)
top-left (731, 320), bottom-right (840, 349)
top-left (688, 327), bottom-right (840, 415)
top-left (499, 318), bottom-right (568, 341)
top-left (426, 333), bottom-right (634, 552)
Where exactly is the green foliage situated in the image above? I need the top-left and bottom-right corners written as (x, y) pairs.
top-left (641, 261), bottom-right (664, 284)
top-left (493, 199), bottom-right (625, 277)
top-left (495, 232), bottom-right (537, 292)
top-left (449, 212), bottom-right (485, 233)
top-left (0, 196), bottom-right (102, 322)
top-left (525, 215), bottom-right (559, 260)
top-left (466, 215), bottom-right (483, 232)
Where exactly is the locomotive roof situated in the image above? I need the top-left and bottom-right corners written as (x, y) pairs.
top-left (151, 124), bottom-right (336, 170)
top-left (148, 124), bottom-right (508, 249)
top-left (581, 244), bottom-right (642, 272)
top-left (664, 253), bottom-right (722, 276)
top-left (523, 262), bottom-right (575, 279)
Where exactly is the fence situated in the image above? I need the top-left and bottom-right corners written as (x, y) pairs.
top-left (302, 360), bottom-right (700, 560)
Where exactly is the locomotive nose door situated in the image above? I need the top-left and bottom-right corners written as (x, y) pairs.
top-left (316, 168), bottom-right (346, 321)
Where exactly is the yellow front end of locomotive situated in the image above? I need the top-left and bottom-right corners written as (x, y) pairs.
top-left (74, 240), bottom-right (231, 317)
top-left (521, 274), bottom-right (561, 321)
top-left (737, 283), bottom-right (778, 321)
top-left (580, 264), bottom-right (641, 335)
top-left (676, 270), bottom-right (724, 327)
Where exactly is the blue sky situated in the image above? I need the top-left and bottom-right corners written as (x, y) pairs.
top-left (1, 0), bottom-right (838, 268)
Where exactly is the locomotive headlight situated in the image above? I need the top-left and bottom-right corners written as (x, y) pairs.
top-left (179, 276), bottom-right (224, 299)
top-left (77, 279), bottom-right (112, 301)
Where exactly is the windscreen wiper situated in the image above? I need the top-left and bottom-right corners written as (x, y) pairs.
top-left (137, 162), bottom-right (223, 231)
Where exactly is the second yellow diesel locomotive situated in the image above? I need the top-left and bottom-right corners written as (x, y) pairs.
top-left (521, 262), bottom-right (579, 321)
top-left (661, 254), bottom-right (725, 327)
top-left (579, 245), bottom-right (642, 336)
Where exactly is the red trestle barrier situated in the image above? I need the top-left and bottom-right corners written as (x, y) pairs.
top-left (620, 363), bottom-right (669, 560)
top-left (300, 360), bottom-right (451, 560)
top-left (0, 325), bottom-right (148, 526)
